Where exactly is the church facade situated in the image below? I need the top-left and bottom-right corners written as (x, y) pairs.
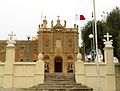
top-left (0, 16), bottom-right (79, 73)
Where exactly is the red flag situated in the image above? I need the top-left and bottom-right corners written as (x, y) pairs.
top-left (76, 14), bottom-right (85, 20)
top-left (80, 15), bottom-right (85, 20)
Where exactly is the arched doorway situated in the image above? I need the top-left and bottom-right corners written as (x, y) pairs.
top-left (54, 56), bottom-right (62, 72)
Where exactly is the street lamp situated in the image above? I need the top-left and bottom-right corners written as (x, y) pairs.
top-left (26, 35), bottom-right (30, 62)
top-left (27, 35), bottom-right (30, 41)
top-left (89, 34), bottom-right (94, 61)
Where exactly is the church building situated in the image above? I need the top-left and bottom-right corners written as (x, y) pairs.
top-left (0, 16), bottom-right (79, 73)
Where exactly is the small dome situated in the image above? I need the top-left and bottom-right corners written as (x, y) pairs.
top-left (43, 16), bottom-right (47, 23)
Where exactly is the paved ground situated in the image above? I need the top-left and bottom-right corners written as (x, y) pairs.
top-left (0, 88), bottom-right (22, 91)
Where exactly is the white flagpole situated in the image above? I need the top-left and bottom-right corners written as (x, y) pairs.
top-left (93, 0), bottom-right (100, 91)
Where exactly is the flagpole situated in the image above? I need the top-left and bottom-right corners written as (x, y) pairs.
top-left (93, 0), bottom-right (100, 91)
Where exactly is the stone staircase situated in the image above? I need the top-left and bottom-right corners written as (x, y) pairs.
top-left (21, 73), bottom-right (93, 91)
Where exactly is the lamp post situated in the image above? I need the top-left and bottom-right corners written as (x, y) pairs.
top-left (92, 12), bottom-right (96, 62)
top-left (26, 35), bottom-right (30, 62)
top-left (89, 34), bottom-right (94, 61)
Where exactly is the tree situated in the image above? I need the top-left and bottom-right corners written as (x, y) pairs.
top-left (81, 20), bottom-right (107, 56)
top-left (81, 7), bottom-right (120, 62)
top-left (106, 7), bottom-right (120, 60)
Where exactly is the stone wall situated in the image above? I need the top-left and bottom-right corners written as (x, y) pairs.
top-left (0, 63), bottom-right (4, 88)
top-left (75, 34), bottom-right (116, 91)
top-left (115, 63), bottom-right (120, 91)
top-left (84, 63), bottom-right (106, 91)
top-left (75, 61), bottom-right (120, 91)
top-left (75, 61), bottom-right (108, 91)
top-left (0, 61), bottom-right (44, 88)
top-left (0, 40), bottom-right (44, 88)
top-left (13, 63), bottom-right (36, 88)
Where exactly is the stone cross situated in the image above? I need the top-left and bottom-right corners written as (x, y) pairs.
top-left (104, 33), bottom-right (112, 42)
top-left (57, 16), bottom-right (60, 19)
top-left (8, 32), bottom-right (16, 41)
top-left (103, 33), bottom-right (113, 47)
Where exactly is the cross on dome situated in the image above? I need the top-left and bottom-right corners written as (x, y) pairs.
top-left (104, 33), bottom-right (112, 42)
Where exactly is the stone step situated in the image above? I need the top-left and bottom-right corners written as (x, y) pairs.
top-left (45, 73), bottom-right (75, 81)
top-left (17, 73), bottom-right (93, 91)
top-left (31, 84), bottom-right (86, 88)
top-left (21, 87), bottom-right (93, 91)
top-left (43, 82), bottom-right (81, 85)
top-left (0, 88), bottom-right (93, 91)
top-left (45, 80), bottom-right (76, 83)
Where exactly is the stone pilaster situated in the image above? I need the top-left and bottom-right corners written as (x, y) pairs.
top-left (63, 32), bottom-right (67, 53)
top-left (50, 32), bottom-right (53, 53)
top-left (104, 47), bottom-right (116, 91)
top-left (35, 53), bottom-right (44, 85)
top-left (3, 44), bottom-right (15, 88)
top-left (75, 53), bottom-right (85, 84)
top-left (38, 32), bottom-right (43, 53)
top-left (103, 33), bottom-right (116, 91)
top-left (74, 33), bottom-right (78, 53)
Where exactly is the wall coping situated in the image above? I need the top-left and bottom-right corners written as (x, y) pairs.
top-left (84, 62), bottom-right (106, 66)
top-left (13, 62), bottom-right (36, 65)
top-left (115, 63), bottom-right (120, 66)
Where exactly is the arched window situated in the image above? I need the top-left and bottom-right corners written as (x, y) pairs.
top-left (67, 55), bottom-right (73, 59)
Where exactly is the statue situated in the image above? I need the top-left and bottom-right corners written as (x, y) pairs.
top-left (64, 20), bottom-right (66, 27)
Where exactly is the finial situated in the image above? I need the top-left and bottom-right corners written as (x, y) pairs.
top-left (57, 16), bottom-right (60, 23)
top-left (51, 20), bottom-right (53, 28)
top-left (57, 16), bottom-right (60, 19)
top-left (43, 16), bottom-right (47, 22)
top-left (77, 53), bottom-right (82, 61)
top-left (77, 25), bottom-right (78, 29)
top-left (8, 32), bottom-right (16, 41)
top-left (74, 24), bottom-right (76, 28)
top-left (64, 20), bottom-right (66, 27)
top-left (7, 32), bottom-right (16, 46)
top-left (38, 53), bottom-right (43, 61)
top-left (103, 32), bottom-right (113, 47)
top-left (104, 33), bottom-right (112, 42)
top-left (38, 24), bottom-right (40, 28)
top-left (44, 16), bottom-right (46, 20)
top-left (43, 16), bottom-right (47, 28)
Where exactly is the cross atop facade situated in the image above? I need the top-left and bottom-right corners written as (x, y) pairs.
top-left (104, 33), bottom-right (112, 42)
top-left (57, 16), bottom-right (60, 19)
top-left (8, 32), bottom-right (16, 41)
